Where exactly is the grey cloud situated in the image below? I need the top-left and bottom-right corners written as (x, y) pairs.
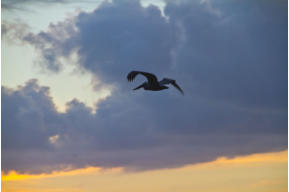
top-left (23, 0), bottom-right (175, 81)
top-left (2, 21), bottom-right (30, 44)
top-left (164, 0), bottom-right (287, 110)
top-left (2, 0), bottom-right (287, 174)
top-left (2, 79), bottom-right (287, 174)
top-left (74, 0), bottom-right (174, 84)
top-left (2, 0), bottom-right (82, 10)
top-left (23, 0), bottom-right (288, 109)
top-left (23, 18), bottom-right (78, 71)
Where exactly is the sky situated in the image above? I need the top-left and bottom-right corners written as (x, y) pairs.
top-left (1, 0), bottom-right (288, 191)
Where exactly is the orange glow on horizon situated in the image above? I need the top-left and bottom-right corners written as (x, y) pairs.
top-left (2, 150), bottom-right (287, 192)
top-left (2, 166), bottom-right (124, 181)
top-left (196, 150), bottom-right (288, 166)
top-left (2, 150), bottom-right (287, 181)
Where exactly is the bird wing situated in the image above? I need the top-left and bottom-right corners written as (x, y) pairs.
top-left (159, 78), bottom-right (184, 95)
top-left (127, 71), bottom-right (158, 84)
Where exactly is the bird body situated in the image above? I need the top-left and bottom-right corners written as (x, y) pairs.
top-left (127, 71), bottom-right (184, 95)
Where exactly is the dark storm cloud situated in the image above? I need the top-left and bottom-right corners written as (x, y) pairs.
top-left (2, 0), bottom-right (287, 174)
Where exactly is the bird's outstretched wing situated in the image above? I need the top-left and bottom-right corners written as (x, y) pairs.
top-left (127, 71), bottom-right (158, 84)
top-left (159, 78), bottom-right (184, 95)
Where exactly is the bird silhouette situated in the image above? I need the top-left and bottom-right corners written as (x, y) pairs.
top-left (127, 71), bottom-right (184, 95)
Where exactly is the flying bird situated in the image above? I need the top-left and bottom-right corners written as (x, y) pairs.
top-left (127, 71), bottom-right (184, 95)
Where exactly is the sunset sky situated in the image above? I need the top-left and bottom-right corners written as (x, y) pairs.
top-left (1, 0), bottom-right (288, 191)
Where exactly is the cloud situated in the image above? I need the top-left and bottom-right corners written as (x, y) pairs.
top-left (2, 21), bottom-right (30, 44)
top-left (23, 0), bottom-right (288, 109)
top-left (21, 0), bottom-right (175, 83)
top-left (165, 0), bottom-right (288, 110)
top-left (2, 0), bottom-right (80, 10)
top-left (2, 79), bottom-right (286, 173)
top-left (2, 0), bottom-right (287, 174)
top-left (22, 17), bottom-right (78, 71)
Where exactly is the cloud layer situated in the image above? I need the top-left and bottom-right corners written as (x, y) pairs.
top-left (2, 0), bottom-right (287, 174)
top-left (2, 0), bottom-right (77, 10)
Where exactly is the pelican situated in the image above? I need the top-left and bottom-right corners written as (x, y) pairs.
top-left (127, 71), bottom-right (184, 95)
